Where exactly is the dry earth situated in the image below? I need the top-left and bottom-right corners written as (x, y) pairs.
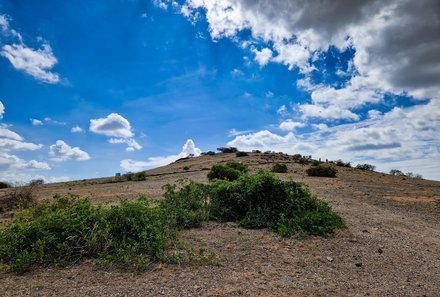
top-left (1, 153), bottom-right (439, 296)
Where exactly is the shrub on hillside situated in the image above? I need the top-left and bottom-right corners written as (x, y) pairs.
top-left (0, 181), bottom-right (11, 189)
top-left (390, 169), bottom-right (405, 176)
top-left (217, 147), bottom-right (238, 153)
top-left (0, 181), bottom-right (41, 212)
top-left (299, 158), bottom-right (309, 165)
top-left (356, 163), bottom-right (376, 171)
top-left (405, 172), bottom-right (423, 179)
top-left (311, 160), bottom-right (321, 166)
top-left (336, 160), bottom-right (352, 168)
top-left (271, 163), bottom-right (288, 173)
top-left (236, 151), bottom-right (249, 157)
top-left (306, 165), bottom-right (337, 177)
top-left (208, 171), bottom-right (345, 236)
top-left (124, 171), bottom-right (146, 181)
top-left (207, 161), bottom-right (248, 181)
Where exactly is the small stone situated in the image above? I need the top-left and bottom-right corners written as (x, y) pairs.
top-left (349, 239), bottom-right (359, 243)
top-left (377, 248), bottom-right (383, 254)
top-left (355, 262), bottom-right (363, 267)
top-left (326, 256), bottom-right (334, 262)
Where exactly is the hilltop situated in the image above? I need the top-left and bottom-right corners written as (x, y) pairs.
top-left (1, 152), bottom-right (439, 296)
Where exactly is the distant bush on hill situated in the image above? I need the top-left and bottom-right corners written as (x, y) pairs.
top-left (217, 147), bottom-right (238, 153)
top-left (306, 165), bottom-right (337, 177)
top-left (271, 163), bottom-right (288, 173)
top-left (356, 163), bottom-right (376, 171)
top-left (0, 181), bottom-right (11, 189)
top-left (336, 160), bottom-right (352, 168)
top-left (207, 161), bottom-right (248, 181)
top-left (0, 180), bottom-right (41, 212)
top-left (236, 151), bottom-right (249, 157)
top-left (124, 171), bottom-right (146, 181)
top-left (201, 151), bottom-right (216, 156)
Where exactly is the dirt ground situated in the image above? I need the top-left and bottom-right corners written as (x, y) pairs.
top-left (1, 153), bottom-right (439, 296)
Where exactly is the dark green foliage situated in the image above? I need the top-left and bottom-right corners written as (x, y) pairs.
top-left (356, 163), bottom-right (376, 171)
top-left (160, 180), bottom-right (209, 229)
top-left (202, 151), bottom-right (216, 156)
top-left (217, 147), bottom-right (238, 153)
top-left (336, 160), bottom-right (352, 167)
top-left (207, 161), bottom-right (248, 181)
top-left (390, 169), bottom-right (405, 176)
top-left (311, 160), bottom-right (321, 166)
top-left (0, 195), bottom-right (171, 273)
top-left (183, 166), bottom-right (190, 170)
top-left (208, 171), bottom-right (344, 236)
top-left (0, 181), bottom-right (11, 189)
top-left (236, 151), bottom-right (249, 157)
top-left (299, 158), bottom-right (309, 165)
top-left (271, 163), bottom-right (288, 173)
top-left (124, 171), bottom-right (146, 181)
top-left (292, 154), bottom-right (302, 160)
top-left (306, 165), bottom-right (337, 177)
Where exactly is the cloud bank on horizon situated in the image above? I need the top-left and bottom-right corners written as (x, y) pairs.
top-left (0, 0), bottom-right (439, 182)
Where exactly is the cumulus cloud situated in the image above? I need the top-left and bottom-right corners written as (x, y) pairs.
top-left (279, 120), bottom-right (305, 131)
top-left (49, 140), bottom-right (90, 161)
top-left (30, 118), bottom-right (44, 126)
top-left (71, 125), bottom-right (83, 133)
top-left (90, 113), bottom-right (134, 138)
top-left (252, 47), bottom-right (272, 66)
top-left (109, 138), bottom-right (142, 152)
top-left (227, 130), bottom-right (297, 149)
top-left (0, 153), bottom-right (50, 171)
top-left (1, 43), bottom-right (60, 84)
top-left (0, 138), bottom-right (42, 151)
top-left (228, 128), bottom-right (253, 137)
top-left (120, 139), bottom-right (201, 172)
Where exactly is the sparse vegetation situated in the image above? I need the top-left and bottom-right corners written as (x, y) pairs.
top-left (405, 172), bottom-right (423, 179)
top-left (356, 163), bottom-right (376, 171)
top-left (217, 147), bottom-right (238, 153)
top-left (236, 151), bottom-right (249, 157)
top-left (183, 166), bottom-right (190, 171)
top-left (207, 160), bottom-right (248, 181)
top-left (311, 160), bottom-right (321, 166)
top-left (306, 165), bottom-right (337, 177)
top-left (390, 169), bottom-right (405, 176)
top-left (124, 171), bottom-right (147, 181)
top-left (299, 158), bottom-right (309, 165)
top-left (271, 163), bottom-right (288, 173)
top-left (0, 181), bottom-right (41, 212)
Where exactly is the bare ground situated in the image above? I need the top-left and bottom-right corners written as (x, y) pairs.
top-left (1, 153), bottom-right (439, 296)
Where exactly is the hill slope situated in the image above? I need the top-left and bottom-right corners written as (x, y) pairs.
top-left (1, 152), bottom-right (439, 296)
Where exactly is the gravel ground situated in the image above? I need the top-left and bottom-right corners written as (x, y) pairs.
top-left (1, 153), bottom-right (439, 296)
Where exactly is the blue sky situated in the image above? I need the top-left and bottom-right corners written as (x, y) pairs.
top-left (1, 0), bottom-right (439, 182)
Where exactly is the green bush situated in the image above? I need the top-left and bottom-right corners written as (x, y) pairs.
top-left (208, 171), bottom-right (344, 236)
top-left (207, 161), bottom-right (248, 181)
top-left (236, 151), bottom-right (249, 157)
top-left (124, 171), bottom-right (146, 181)
top-left (335, 160), bottom-right (351, 167)
top-left (311, 160), bottom-right (321, 166)
top-left (0, 181), bottom-right (11, 189)
top-left (0, 195), bottom-right (171, 273)
top-left (306, 165), bottom-right (337, 177)
top-left (355, 163), bottom-right (376, 171)
top-left (271, 163), bottom-right (288, 173)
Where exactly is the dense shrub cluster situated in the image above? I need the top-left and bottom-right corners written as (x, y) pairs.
top-left (124, 171), bottom-right (147, 181)
top-left (217, 147), bottom-right (238, 153)
top-left (335, 160), bottom-right (352, 168)
top-left (207, 160), bottom-right (248, 181)
top-left (355, 163), bottom-right (376, 171)
top-left (306, 165), bottom-right (337, 177)
top-left (271, 163), bottom-right (288, 173)
top-left (208, 172), bottom-right (344, 236)
top-left (0, 164), bottom-right (345, 273)
top-left (236, 151), bottom-right (249, 157)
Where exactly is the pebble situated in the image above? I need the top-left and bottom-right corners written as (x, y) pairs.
top-left (355, 262), bottom-right (363, 267)
top-left (326, 256), bottom-right (334, 262)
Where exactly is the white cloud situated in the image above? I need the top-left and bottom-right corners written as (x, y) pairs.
top-left (89, 113), bottom-right (134, 138)
top-left (299, 104), bottom-right (360, 121)
top-left (49, 140), bottom-right (90, 161)
top-left (1, 43), bottom-right (60, 84)
top-left (228, 128), bottom-right (253, 137)
top-left (265, 91), bottom-right (274, 98)
top-left (44, 117), bottom-right (66, 125)
top-left (0, 124), bottom-right (22, 141)
top-left (0, 152), bottom-right (50, 171)
top-left (71, 125), bottom-right (83, 133)
top-left (30, 118), bottom-right (44, 126)
top-left (231, 68), bottom-right (244, 77)
top-left (120, 139), bottom-right (201, 171)
top-left (0, 101), bottom-right (4, 119)
top-left (227, 130), bottom-right (296, 149)
top-left (0, 15), bottom-right (9, 31)
top-left (279, 120), bottom-right (305, 131)
top-left (109, 138), bottom-right (142, 152)
top-left (0, 138), bottom-right (42, 151)
top-left (252, 47), bottom-right (272, 66)
top-left (277, 105), bottom-right (288, 116)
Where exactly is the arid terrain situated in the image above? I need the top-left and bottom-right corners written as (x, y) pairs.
top-left (1, 152), bottom-right (439, 296)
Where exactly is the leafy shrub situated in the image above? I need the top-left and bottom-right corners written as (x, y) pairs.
top-left (207, 161), bottom-right (248, 181)
top-left (208, 171), bottom-right (344, 236)
top-left (0, 181), bottom-right (40, 212)
top-left (299, 158), bottom-right (309, 165)
top-left (124, 171), bottom-right (146, 181)
top-left (292, 154), bottom-right (302, 160)
top-left (405, 172), bottom-right (423, 179)
top-left (271, 163), bottom-right (288, 173)
top-left (390, 169), bottom-right (405, 176)
top-left (217, 147), bottom-right (238, 153)
top-left (336, 160), bottom-right (352, 168)
top-left (160, 180), bottom-right (209, 229)
top-left (0, 181), bottom-right (11, 189)
top-left (0, 194), bottom-right (172, 273)
top-left (311, 160), bottom-right (321, 166)
top-left (356, 163), bottom-right (376, 171)
top-left (203, 151), bottom-right (216, 156)
top-left (183, 166), bottom-right (190, 171)
top-left (306, 165), bottom-right (337, 177)
top-left (236, 151), bottom-right (249, 157)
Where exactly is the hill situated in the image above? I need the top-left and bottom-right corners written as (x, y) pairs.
top-left (1, 152), bottom-right (439, 296)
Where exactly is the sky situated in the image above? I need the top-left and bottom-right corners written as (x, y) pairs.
top-left (0, 0), bottom-right (439, 182)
